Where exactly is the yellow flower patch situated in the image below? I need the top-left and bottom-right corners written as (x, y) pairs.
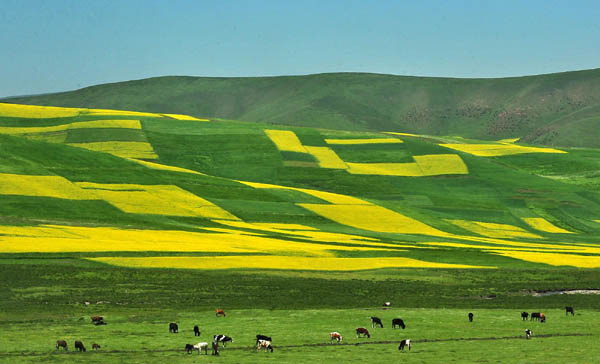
top-left (347, 162), bottom-right (424, 176)
top-left (88, 256), bottom-right (490, 270)
top-left (252, 223), bottom-right (318, 231)
top-left (298, 204), bottom-right (450, 237)
top-left (325, 138), bottom-right (403, 145)
top-left (67, 141), bottom-right (158, 159)
top-left (238, 181), bottom-right (370, 205)
top-left (522, 217), bottom-right (574, 234)
top-left (303, 146), bottom-right (347, 169)
top-left (127, 159), bottom-right (206, 176)
top-left (264, 130), bottom-right (307, 153)
top-left (86, 109), bottom-right (161, 117)
top-left (0, 173), bottom-right (95, 200)
top-left (76, 182), bottom-right (239, 220)
top-left (448, 220), bottom-right (541, 239)
top-left (0, 102), bottom-right (81, 118)
top-left (413, 154), bottom-right (469, 175)
top-left (384, 132), bottom-right (418, 137)
top-left (0, 119), bottom-right (142, 136)
top-left (439, 143), bottom-right (567, 156)
top-left (162, 113), bottom-right (209, 121)
top-left (490, 250), bottom-right (600, 268)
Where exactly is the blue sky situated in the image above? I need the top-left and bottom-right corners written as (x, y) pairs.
top-left (1, 0), bottom-right (599, 97)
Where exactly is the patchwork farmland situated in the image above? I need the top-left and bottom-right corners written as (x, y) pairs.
top-left (1, 101), bottom-right (600, 363)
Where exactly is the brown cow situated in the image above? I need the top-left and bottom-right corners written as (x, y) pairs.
top-left (56, 340), bottom-right (68, 350)
top-left (356, 327), bottom-right (371, 338)
top-left (216, 309), bottom-right (226, 317)
top-left (330, 332), bottom-right (343, 343)
top-left (91, 316), bottom-right (103, 323)
top-left (75, 340), bottom-right (86, 352)
top-left (92, 343), bottom-right (101, 350)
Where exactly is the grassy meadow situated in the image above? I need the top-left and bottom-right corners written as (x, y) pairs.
top-left (1, 102), bottom-right (600, 363)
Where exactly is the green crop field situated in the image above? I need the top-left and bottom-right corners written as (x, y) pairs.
top-left (1, 100), bottom-right (599, 363)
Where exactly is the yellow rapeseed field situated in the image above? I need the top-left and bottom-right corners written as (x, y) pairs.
top-left (264, 129), bottom-right (308, 153)
top-left (239, 181), bottom-right (371, 205)
top-left (88, 256), bottom-right (490, 270)
top-left (67, 141), bottom-right (158, 159)
top-left (347, 162), bottom-right (424, 176)
top-left (490, 250), bottom-right (600, 268)
top-left (298, 203), bottom-right (451, 237)
top-left (76, 182), bottom-right (239, 220)
top-left (448, 220), bottom-right (541, 239)
top-left (439, 143), bottom-right (567, 156)
top-left (127, 159), bottom-right (206, 176)
top-left (0, 119), bottom-right (141, 136)
top-left (253, 223), bottom-right (318, 231)
top-left (304, 146), bottom-right (347, 169)
top-left (0, 102), bottom-right (81, 118)
top-left (325, 138), bottom-right (403, 145)
top-left (162, 113), bottom-right (209, 121)
top-left (85, 109), bottom-right (161, 117)
top-left (384, 132), bottom-right (418, 137)
top-left (413, 154), bottom-right (469, 175)
top-left (522, 217), bottom-right (574, 234)
top-left (0, 173), bottom-right (95, 200)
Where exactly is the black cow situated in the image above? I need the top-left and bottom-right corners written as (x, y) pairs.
top-left (92, 343), bottom-right (101, 350)
top-left (398, 339), bottom-right (411, 351)
top-left (392, 318), bottom-right (405, 329)
top-left (194, 326), bottom-right (201, 336)
top-left (74, 340), bottom-right (86, 352)
top-left (521, 312), bottom-right (529, 321)
top-left (213, 334), bottom-right (233, 347)
top-left (530, 312), bottom-right (541, 321)
top-left (371, 316), bottom-right (383, 328)
top-left (566, 306), bottom-right (575, 316)
top-left (169, 322), bottom-right (179, 333)
top-left (256, 335), bottom-right (272, 345)
top-left (185, 344), bottom-right (194, 354)
top-left (468, 312), bottom-right (474, 322)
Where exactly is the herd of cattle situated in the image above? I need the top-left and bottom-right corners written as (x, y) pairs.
top-left (54, 306), bottom-right (577, 355)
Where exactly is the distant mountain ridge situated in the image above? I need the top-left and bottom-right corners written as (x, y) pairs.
top-left (7, 68), bottom-right (600, 147)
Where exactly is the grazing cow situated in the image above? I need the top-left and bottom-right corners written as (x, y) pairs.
top-left (213, 334), bottom-right (233, 347)
top-left (74, 340), bottom-right (86, 352)
top-left (94, 319), bottom-right (106, 326)
top-left (194, 325), bottom-right (201, 337)
top-left (383, 302), bottom-right (391, 307)
top-left (56, 340), bottom-right (68, 351)
top-left (398, 339), bottom-right (411, 351)
top-left (468, 312), bottom-right (474, 322)
top-left (92, 343), bottom-right (101, 350)
top-left (169, 322), bottom-right (179, 333)
top-left (211, 341), bottom-right (219, 355)
top-left (185, 344), bottom-right (194, 354)
top-left (371, 316), bottom-right (384, 328)
top-left (540, 313), bottom-right (546, 323)
top-left (91, 315), bottom-right (104, 323)
top-left (525, 329), bottom-right (532, 339)
top-left (257, 339), bottom-right (274, 352)
top-left (530, 312), bottom-right (541, 321)
top-left (256, 335), bottom-right (272, 345)
top-left (566, 306), bottom-right (575, 316)
top-left (356, 327), bottom-right (371, 338)
top-left (216, 309), bottom-right (226, 317)
top-left (193, 342), bottom-right (209, 355)
top-left (330, 332), bottom-right (343, 343)
top-left (521, 312), bottom-right (529, 321)
top-left (392, 318), bottom-right (405, 329)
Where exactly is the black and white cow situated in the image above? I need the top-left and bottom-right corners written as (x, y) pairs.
top-left (371, 316), bottom-right (383, 328)
top-left (256, 335), bottom-right (272, 345)
top-left (398, 339), bottom-right (411, 351)
top-left (566, 306), bottom-right (575, 316)
top-left (169, 322), bottom-right (178, 333)
top-left (525, 329), bottom-right (532, 339)
top-left (213, 334), bottom-right (233, 347)
top-left (392, 318), bottom-right (405, 329)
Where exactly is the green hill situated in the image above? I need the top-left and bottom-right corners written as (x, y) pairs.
top-left (6, 68), bottom-right (600, 147)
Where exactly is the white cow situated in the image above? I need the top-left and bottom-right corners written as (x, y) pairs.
top-left (193, 342), bottom-right (209, 355)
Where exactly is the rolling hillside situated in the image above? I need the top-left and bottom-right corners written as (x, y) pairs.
top-left (6, 68), bottom-right (600, 147)
top-left (1, 102), bottom-right (600, 273)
